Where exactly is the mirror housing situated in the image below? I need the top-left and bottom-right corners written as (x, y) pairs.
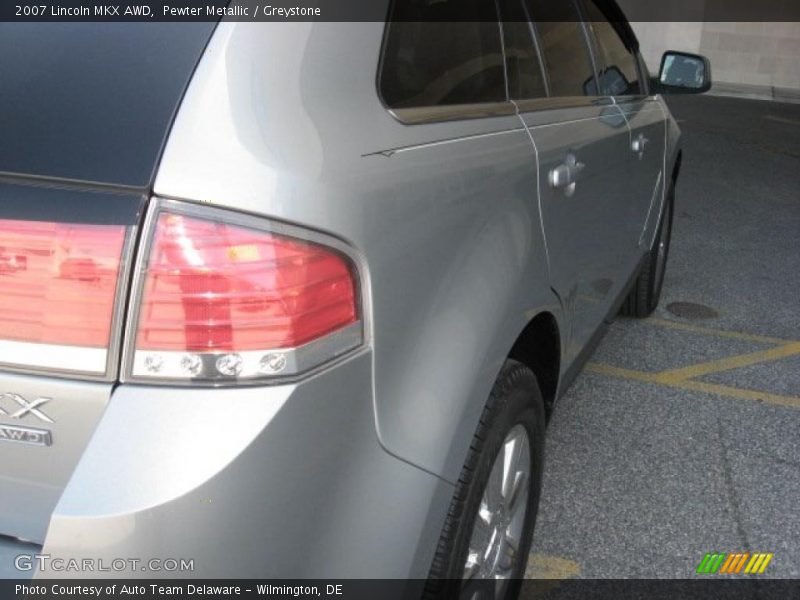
top-left (654, 51), bottom-right (712, 94)
top-left (584, 65), bottom-right (632, 96)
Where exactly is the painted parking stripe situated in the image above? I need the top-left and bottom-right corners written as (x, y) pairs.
top-left (587, 318), bottom-right (800, 409)
top-left (586, 362), bottom-right (800, 410)
top-left (525, 553), bottom-right (580, 579)
top-left (654, 342), bottom-right (800, 384)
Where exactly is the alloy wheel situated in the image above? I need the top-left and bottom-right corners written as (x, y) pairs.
top-left (462, 424), bottom-right (531, 598)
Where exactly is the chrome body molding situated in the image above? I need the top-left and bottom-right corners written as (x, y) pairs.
top-left (389, 102), bottom-right (517, 125)
top-left (0, 340), bottom-right (107, 375)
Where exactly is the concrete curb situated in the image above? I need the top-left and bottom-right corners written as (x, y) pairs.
top-left (708, 82), bottom-right (800, 105)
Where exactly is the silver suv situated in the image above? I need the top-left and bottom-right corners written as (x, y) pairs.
top-left (0, 0), bottom-right (708, 594)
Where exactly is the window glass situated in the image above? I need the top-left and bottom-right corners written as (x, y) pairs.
top-left (524, 0), bottom-right (595, 97)
top-left (499, 1), bottom-right (546, 99)
top-left (380, 0), bottom-right (506, 108)
top-left (583, 0), bottom-right (641, 95)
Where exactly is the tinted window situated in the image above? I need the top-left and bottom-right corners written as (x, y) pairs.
top-left (499, 1), bottom-right (546, 99)
top-left (380, 0), bottom-right (505, 108)
top-left (525, 0), bottom-right (595, 97)
top-left (583, 0), bottom-right (641, 95)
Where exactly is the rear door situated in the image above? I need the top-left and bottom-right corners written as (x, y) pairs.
top-left (370, 0), bottom-right (555, 477)
top-left (582, 0), bottom-right (668, 250)
top-left (505, 0), bottom-right (632, 363)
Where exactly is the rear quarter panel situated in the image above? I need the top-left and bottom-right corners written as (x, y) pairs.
top-left (154, 21), bottom-right (564, 483)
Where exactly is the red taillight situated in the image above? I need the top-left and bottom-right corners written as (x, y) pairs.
top-left (131, 206), bottom-right (362, 381)
top-left (0, 219), bottom-right (126, 373)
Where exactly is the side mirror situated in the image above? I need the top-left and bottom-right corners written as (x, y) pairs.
top-left (584, 65), bottom-right (631, 96)
top-left (655, 51), bottom-right (712, 94)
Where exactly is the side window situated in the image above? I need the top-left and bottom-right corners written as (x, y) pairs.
top-left (583, 0), bottom-right (642, 96)
top-left (499, 1), bottom-right (546, 99)
top-left (524, 0), bottom-right (595, 97)
top-left (379, 0), bottom-right (506, 109)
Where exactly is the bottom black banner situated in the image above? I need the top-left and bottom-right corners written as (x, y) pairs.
top-left (4, 579), bottom-right (800, 600)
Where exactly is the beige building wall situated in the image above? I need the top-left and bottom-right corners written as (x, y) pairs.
top-left (699, 22), bottom-right (800, 93)
top-left (632, 22), bottom-right (704, 71)
top-left (628, 21), bottom-right (800, 102)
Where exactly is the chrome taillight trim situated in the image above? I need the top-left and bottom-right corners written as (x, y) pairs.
top-left (0, 340), bottom-right (107, 374)
top-left (106, 224), bottom-right (139, 378)
top-left (130, 321), bottom-right (363, 382)
top-left (120, 197), bottom-right (369, 387)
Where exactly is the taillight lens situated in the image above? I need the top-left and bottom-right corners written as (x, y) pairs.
top-left (130, 203), bottom-right (362, 382)
top-left (0, 219), bottom-right (127, 374)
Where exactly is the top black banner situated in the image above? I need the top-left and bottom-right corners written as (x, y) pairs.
top-left (2, 0), bottom-right (800, 22)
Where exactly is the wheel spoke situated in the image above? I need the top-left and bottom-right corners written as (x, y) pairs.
top-left (506, 471), bottom-right (528, 518)
top-left (463, 552), bottom-right (482, 580)
top-left (478, 498), bottom-right (493, 526)
top-left (485, 458), bottom-right (504, 512)
top-left (501, 433), bottom-right (523, 501)
top-left (468, 508), bottom-right (492, 555)
top-left (506, 494), bottom-right (527, 548)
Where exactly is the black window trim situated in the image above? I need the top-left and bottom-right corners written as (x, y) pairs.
top-left (576, 0), bottom-right (648, 99)
top-left (498, 0), bottom-right (551, 100)
top-left (496, 3), bottom-right (512, 102)
top-left (509, 0), bottom-right (620, 114)
top-left (572, 0), bottom-right (604, 97)
top-left (636, 51), bottom-right (653, 96)
top-left (519, 0), bottom-right (603, 104)
top-left (523, 10), bottom-right (551, 98)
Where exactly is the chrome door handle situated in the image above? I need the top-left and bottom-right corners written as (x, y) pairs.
top-left (549, 154), bottom-right (585, 197)
top-left (632, 133), bottom-right (649, 157)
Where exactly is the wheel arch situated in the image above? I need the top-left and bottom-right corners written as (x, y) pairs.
top-left (507, 311), bottom-right (562, 419)
top-left (671, 149), bottom-right (682, 183)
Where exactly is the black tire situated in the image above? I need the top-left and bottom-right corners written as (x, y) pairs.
top-left (424, 360), bottom-right (546, 600)
top-left (620, 182), bottom-right (675, 318)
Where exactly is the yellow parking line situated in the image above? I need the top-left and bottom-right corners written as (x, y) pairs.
top-left (645, 318), bottom-right (794, 346)
top-left (584, 319), bottom-right (800, 409)
top-left (525, 553), bottom-right (581, 579)
top-left (585, 363), bottom-right (800, 410)
top-left (654, 342), bottom-right (800, 383)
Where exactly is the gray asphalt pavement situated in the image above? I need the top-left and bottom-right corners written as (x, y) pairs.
top-left (528, 95), bottom-right (800, 579)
